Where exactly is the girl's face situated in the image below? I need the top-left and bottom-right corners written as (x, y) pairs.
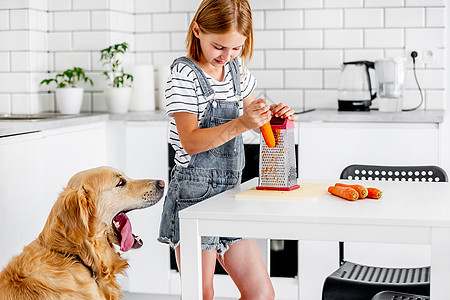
top-left (193, 23), bottom-right (247, 68)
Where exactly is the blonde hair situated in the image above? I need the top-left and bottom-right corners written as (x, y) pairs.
top-left (186, 0), bottom-right (254, 66)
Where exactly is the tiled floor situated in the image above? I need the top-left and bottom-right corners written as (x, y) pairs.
top-left (123, 292), bottom-right (179, 300)
top-left (123, 292), bottom-right (230, 300)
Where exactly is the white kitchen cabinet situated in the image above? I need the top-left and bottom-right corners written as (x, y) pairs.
top-left (297, 120), bottom-right (441, 295)
top-left (298, 122), bottom-right (441, 181)
top-left (0, 122), bottom-right (107, 269)
top-left (0, 132), bottom-right (46, 268)
top-left (41, 123), bottom-right (107, 201)
top-left (119, 121), bottom-right (171, 295)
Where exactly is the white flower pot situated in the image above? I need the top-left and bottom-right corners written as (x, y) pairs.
top-left (55, 87), bottom-right (84, 114)
top-left (104, 87), bottom-right (131, 114)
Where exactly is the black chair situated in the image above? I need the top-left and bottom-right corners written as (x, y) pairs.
top-left (340, 164), bottom-right (447, 182)
top-left (322, 164), bottom-right (448, 300)
top-left (371, 291), bottom-right (429, 300)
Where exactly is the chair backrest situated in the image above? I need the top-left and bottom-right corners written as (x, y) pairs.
top-left (340, 164), bottom-right (448, 182)
top-left (371, 291), bottom-right (429, 300)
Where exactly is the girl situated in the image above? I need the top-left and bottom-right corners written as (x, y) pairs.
top-left (158, 0), bottom-right (295, 299)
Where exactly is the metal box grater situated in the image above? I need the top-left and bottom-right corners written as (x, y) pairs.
top-left (257, 117), bottom-right (299, 191)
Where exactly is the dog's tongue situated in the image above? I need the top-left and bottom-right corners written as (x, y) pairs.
top-left (113, 213), bottom-right (134, 252)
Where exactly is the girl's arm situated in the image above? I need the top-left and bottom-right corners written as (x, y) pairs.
top-left (175, 97), bottom-right (270, 155)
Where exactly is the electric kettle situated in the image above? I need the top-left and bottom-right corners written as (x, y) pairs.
top-left (338, 61), bottom-right (377, 111)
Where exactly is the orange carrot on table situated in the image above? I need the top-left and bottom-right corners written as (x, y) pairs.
top-left (260, 121), bottom-right (275, 148)
top-left (328, 186), bottom-right (359, 201)
top-left (367, 187), bottom-right (382, 199)
top-left (335, 183), bottom-right (368, 199)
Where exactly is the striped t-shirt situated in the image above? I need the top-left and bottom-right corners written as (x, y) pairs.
top-left (166, 58), bottom-right (257, 167)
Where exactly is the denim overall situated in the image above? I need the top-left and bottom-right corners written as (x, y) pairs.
top-left (158, 57), bottom-right (245, 253)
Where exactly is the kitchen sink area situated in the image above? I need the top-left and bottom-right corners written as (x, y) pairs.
top-left (0, 113), bottom-right (110, 137)
top-left (0, 113), bottom-right (80, 121)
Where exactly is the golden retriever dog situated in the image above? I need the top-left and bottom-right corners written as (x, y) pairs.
top-left (0, 166), bottom-right (164, 300)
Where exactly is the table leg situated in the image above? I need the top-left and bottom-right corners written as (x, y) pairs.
top-left (180, 218), bottom-right (202, 299)
top-left (431, 227), bottom-right (450, 299)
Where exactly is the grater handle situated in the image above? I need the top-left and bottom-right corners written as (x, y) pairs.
top-left (260, 121), bottom-right (275, 148)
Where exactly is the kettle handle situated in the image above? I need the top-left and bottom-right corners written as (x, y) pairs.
top-left (364, 62), bottom-right (377, 101)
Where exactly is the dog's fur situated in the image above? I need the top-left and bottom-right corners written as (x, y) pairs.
top-left (0, 166), bottom-right (164, 300)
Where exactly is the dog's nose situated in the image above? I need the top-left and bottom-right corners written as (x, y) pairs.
top-left (156, 180), bottom-right (165, 190)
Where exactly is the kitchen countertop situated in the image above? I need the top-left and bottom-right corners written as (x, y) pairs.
top-left (296, 108), bottom-right (444, 123)
top-left (0, 109), bottom-right (444, 137)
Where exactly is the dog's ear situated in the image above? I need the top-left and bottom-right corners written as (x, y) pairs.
top-left (57, 185), bottom-right (98, 244)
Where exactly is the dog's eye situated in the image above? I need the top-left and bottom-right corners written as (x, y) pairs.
top-left (116, 178), bottom-right (126, 187)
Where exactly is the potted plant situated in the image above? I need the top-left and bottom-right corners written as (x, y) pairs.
top-left (100, 42), bottom-right (134, 114)
top-left (40, 67), bottom-right (93, 114)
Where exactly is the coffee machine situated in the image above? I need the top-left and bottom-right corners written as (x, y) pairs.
top-left (374, 57), bottom-right (405, 112)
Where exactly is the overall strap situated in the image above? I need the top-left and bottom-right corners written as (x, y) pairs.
top-left (170, 57), bottom-right (214, 98)
top-left (228, 58), bottom-right (242, 97)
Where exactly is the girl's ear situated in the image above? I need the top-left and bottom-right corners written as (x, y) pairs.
top-left (192, 21), bottom-right (201, 38)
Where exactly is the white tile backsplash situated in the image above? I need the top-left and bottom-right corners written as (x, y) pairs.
top-left (285, 70), bottom-right (322, 89)
top-left (286, 0), bottom-right (323, 9)
top-left (135, 0), bottom-right (169, 13)
top-left (135, 14), bottom-right (152, 33)
top-left (0, 53), bottom-right (10, 72)
top-left (305, 50), bottom-right (343, 69)
top-left (250, 0), bottom-right (283, 10)
top-left (285, 30), bottom-right (323, 49)
top-left (325, 0), bottom-right (363, 8)
top-left (0, 0), bottom-right (446, 113)
top-left (266, 10), bottom-right (303, 30)
top-left (11, 52), bottom-right (29, 72)
top-left (251, 70), bottom-right (284, 89)
top-left (405, 28), bottom-right (445, 48)
top-left (385, 8), bottom-right (425, 28)
top-left (135, 33), bottom-right (171, 51)
top-left (10, 10), bottom-right (29, 30)
top-left (152, 13), bottom-right (189, 32)
top-left (0, 0), bottom-right (28, 10)
top-left (48, 32), bottom-right (72, 51)
top-left (0, 94), bottom-right (11, 113)
top-left (324, 29), bottom-right (363, 48)
top-left (47, 0), bottom-right (71, 11)
top-left (0, 10), bottom-right (8, 30)
top-left (253, 30), bottom-right (283, 49)
top-left (54, 11), bottom-right (90, 31)
top-left (426, 7), bottom-right (446, 27)
top-left (54, 52), bottom-right (90, 71)
top-left (73, 32), bottom-right (110, 50)
top-left (365, 28), bottom-right (404, 48)
top-left (0, 31), bottom-right (28, 51)
top-left (365, 0), bottom-right (404, 7)
top-left (266, 50), bottom-right (303, 69)
top-left (305, 9), bottom-right (343, 29)
top-left (91, 11), bottom-right (110, 31)
top-left (344, 9), bottom-right (383, 28)
top-left (72, 0), bottom-right (109, 11)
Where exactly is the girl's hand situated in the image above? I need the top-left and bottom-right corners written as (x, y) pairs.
top-left (241, 98), bottom-right (271, 130)
top-left (270, 103), bottom-right (297, 120)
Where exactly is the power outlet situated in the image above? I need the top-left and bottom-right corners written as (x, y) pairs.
top-left (421, 49), bottom-right (436, 62)
top-left (408, 48), bottom-right (436, 63)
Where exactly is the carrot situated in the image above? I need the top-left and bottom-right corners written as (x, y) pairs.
top-left (260, 121), bottom-right (275, 148)
top-left (335, 183), bottom-right (368, 199)
top-left (328, 186), bottom-right (359, 201)
top-left (367, 187), bottom-right (382, 199)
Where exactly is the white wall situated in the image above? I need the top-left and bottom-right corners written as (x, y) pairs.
top-left (0, 0), bottom-right (446, 114)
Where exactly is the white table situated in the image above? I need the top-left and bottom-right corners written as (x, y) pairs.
top-left (179, 178), bottom-right (450, 299)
